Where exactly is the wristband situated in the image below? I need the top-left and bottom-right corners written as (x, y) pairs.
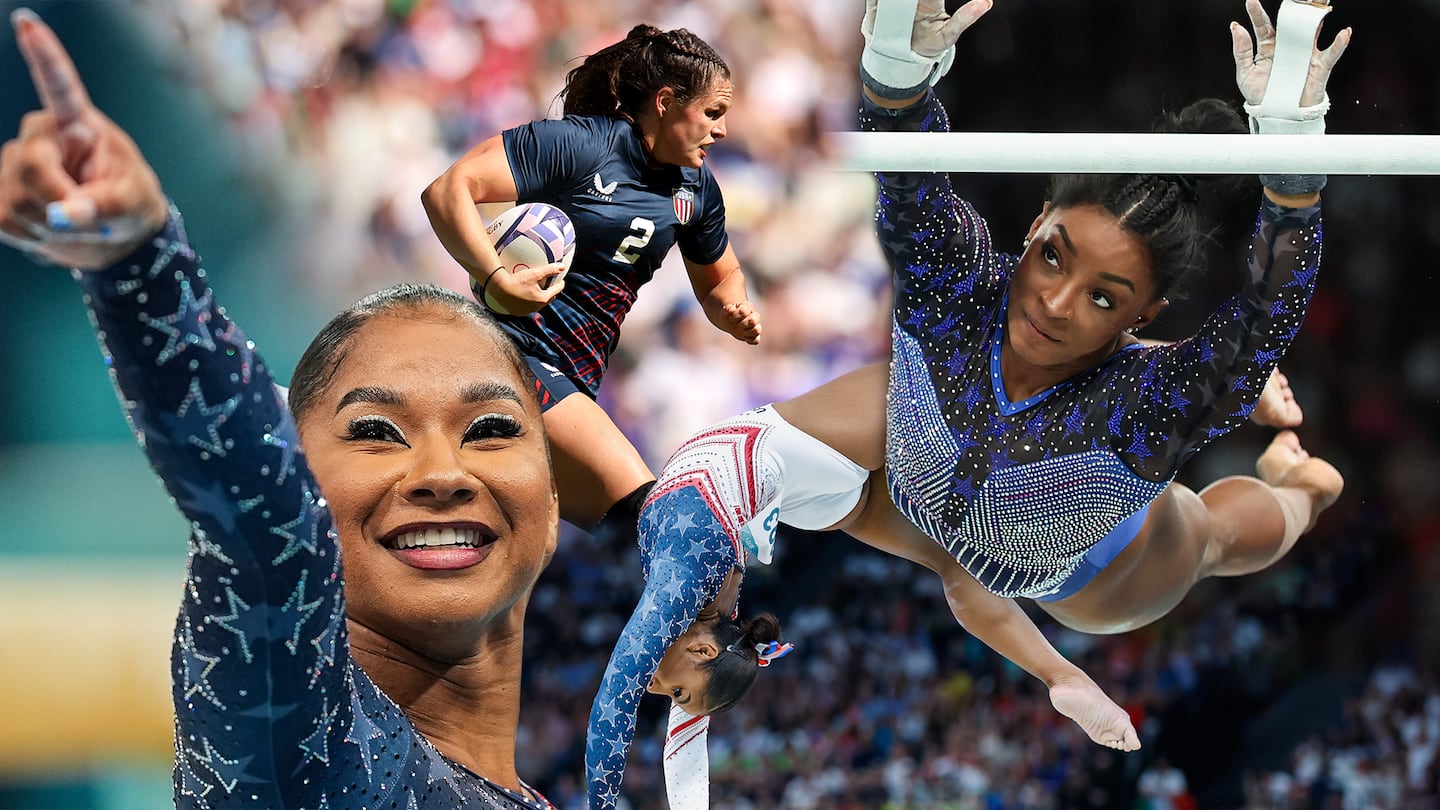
top-left (859, 0), bottom-right (956, 101)
top-left (1259, 173), bottom-right (1328, 195)
top-left (478, 266), bottom-right (505, 311)
top-left (1245, 95), bottom-right (1329, 136)
top-left (860, 51), bottom-right (952, 101)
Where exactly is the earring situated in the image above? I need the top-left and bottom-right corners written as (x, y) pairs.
top-left (1021, 237), bottom-right (1031, 251)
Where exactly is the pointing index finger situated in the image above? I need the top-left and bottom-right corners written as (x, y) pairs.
top-left (11, 8), bottom-right (93, 127)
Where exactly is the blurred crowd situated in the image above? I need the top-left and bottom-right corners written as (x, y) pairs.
top-left (138, 0), bottom-right (888, 459)
top-left (131, 0), bottom-right (1440, 807)
top-left (1244, 661), bottom-right (1440, 810)
top-left (515, 468), bottom-right (1390, 810)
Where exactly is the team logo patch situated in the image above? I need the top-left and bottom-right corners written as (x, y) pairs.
top-left (672, 187), bottom-right (695, 225)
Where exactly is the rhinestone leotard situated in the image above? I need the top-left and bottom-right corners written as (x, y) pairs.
top-left (78, 212), bottom-right (553, 809)
top-left (865, 93), bottom-right (1323, 600)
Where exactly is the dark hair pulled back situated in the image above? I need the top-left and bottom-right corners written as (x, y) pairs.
top-left (698, 612), bottom-right (783, 714)
top-left (288, 283), bottom-right (531, 424)
top-left (1045, 98), bottom-right (1253, 300)
top-left (560, 24), bottom-right (730, 120)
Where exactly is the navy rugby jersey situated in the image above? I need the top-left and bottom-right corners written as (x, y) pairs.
top-left (78, 212), bottom-right (553, 809)
top-left (501, 115), bottom-right (730, 395)
top-left (866, 93), bottom-right (1323, 600)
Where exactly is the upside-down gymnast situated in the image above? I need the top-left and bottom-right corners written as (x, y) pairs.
top-left (1, 11), bottom-right (566, 808)
top-left (422, 24), bottom-right (761, 548)
top-left (584, 0), bottom-right (1348, 805)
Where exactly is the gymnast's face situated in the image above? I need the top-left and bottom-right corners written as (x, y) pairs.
top-left (297, 307), bottom-right (558, 651)
top-left (1006, 204), bottom-right (1166, 375)
top-left (649, 78), bottom-right (731, 169)
top-left (648, 624), bottom-right (721, 715)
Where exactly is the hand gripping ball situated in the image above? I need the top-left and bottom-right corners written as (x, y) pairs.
top-left (475, 202), bottom-right (576, 314)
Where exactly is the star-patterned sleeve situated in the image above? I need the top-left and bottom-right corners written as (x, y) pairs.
top-left (1115, 198), bottom-right (1323, 481)
top-left (75, 211), bottom-right (352, 807)
top-left (860, 91), bottom-right (1010, 342)
top-left (586, 485), bottom-right (736, 810)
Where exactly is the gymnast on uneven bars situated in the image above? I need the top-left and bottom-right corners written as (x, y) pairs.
top-left (586, 1), bottom-right (1350, 806)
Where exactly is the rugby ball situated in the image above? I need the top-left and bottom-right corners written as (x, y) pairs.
top-left (477, 202), bottom-right (576, 314)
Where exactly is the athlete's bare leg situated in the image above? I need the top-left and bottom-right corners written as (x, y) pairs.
top-left (543, 394), bottom-right (654, 530)
top-left (772, 363), bottom-right (888, 471)
top-left (1040, 430), bottom-right (1343, 632)
top-left (839, 475), bottom-right (1140, 750)
top-left (1199, 429), bottom-right (1343, 577)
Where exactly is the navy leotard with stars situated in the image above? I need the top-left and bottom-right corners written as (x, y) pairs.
top-left (497, 115), bottom-right (730, 396)
top-left (77, 210), bottom-right (553, 810)
top-left (867, 92), bottom-right (1324, 600)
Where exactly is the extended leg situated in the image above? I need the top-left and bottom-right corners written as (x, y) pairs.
top-left (842, 473), bottom-right (1140, 751)
top-left (1042, 430), bottom-right (1343, 632)
top-left (1200, 430), bottom-right (1343, 577)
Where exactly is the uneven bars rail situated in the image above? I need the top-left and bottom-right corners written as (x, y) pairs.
top-left (832, 131), bottom-right (1440, 174)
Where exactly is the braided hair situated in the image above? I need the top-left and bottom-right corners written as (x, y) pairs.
top-left (1046, 98), bottom-right (1251, 300)
top-left (697, 612), bottom-right (783, 714)
top-left (560, 24), bottom-right (730, 121)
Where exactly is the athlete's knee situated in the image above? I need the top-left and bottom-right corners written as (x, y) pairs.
top-left (592, 480), bottom-right (657, 544)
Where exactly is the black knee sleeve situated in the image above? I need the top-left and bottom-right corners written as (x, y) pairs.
top-left (592, 480), bottom-right (656, 547)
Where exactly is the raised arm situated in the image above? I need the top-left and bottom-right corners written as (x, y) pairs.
top-left (859, 0), bottom-right (1010, 332)
top-left (1121, 0), bottom-right (1350, 478)
top-left (3, 13), bottom-right (352, 805)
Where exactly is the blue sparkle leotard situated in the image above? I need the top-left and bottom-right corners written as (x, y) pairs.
top-left (497, 115), bottom-right (730, 397)
top-left (79, 212), bottom-right (553, 810)
top-left (868, 92), bottom-right (1324, 600)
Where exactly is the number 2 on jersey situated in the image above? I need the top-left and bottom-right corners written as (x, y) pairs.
top-left (612, 217), bottom-right (655, 264)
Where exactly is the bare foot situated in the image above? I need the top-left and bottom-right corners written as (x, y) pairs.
top-left (1256, 430), bottom-right (1344, 517)
top-left (1250, 368), bottom-right (1303, 428)
top-left (1049, 676), bottom-right (1141, 751)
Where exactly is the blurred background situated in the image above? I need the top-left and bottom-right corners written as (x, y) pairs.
top-left (0, 0), bottom-right (1436, 808)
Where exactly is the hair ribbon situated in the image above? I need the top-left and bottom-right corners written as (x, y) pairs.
top-left (754, 641), bottom-right (795, 668)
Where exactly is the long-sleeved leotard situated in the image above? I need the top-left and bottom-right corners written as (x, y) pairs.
top-left (866, 92), bottom-right (1324, 600)
top-left (78, 211), bottom-right (552, 809)
top-left (584, 483), bottom-right (737, 810)
top-left (584, 407), bottom-right (868, 808)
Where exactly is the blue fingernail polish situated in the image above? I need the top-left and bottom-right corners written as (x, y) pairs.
top-left (46, 202), bottom-right (72, 231)
top-left (11, 8), bottom-right (39, 30)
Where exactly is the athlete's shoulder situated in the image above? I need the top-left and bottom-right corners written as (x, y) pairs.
top-left (509, 113), bottom-right (630, 151)
top-left (557, 113), bottom-right (635, 145)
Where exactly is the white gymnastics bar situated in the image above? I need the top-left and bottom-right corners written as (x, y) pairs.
top-left (833, 131), bottom-right (1440, 174)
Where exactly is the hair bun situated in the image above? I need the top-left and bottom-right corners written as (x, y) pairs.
top-left (740, 612), bottom-right (782, 647)
top-left (1155, 98), bottom-right (1246, 136)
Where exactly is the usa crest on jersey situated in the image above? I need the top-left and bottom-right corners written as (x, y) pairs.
top-left (672, 187), bottom-right (695, 225)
